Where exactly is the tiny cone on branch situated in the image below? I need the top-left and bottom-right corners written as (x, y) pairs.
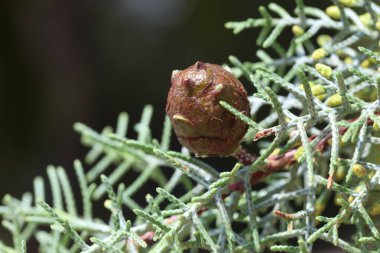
top-left (166, 61), bottom-right (250, 156)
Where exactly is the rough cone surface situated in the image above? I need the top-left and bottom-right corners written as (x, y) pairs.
top-left (166, 61), bottom-right (250, 156)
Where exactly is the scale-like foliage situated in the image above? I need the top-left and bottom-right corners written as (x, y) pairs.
top-left (3, 0), bottom-right (380, 252)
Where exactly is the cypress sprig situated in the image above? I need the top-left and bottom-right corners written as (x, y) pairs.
top-left (3, 1), bottom-right (380, 252)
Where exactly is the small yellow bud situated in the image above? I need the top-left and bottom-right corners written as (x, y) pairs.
top-left (292, 25), bottom-right (304, 36)
top-left (348, 195), bottom-right (355, 203)
top-left (317, 35), bottom-right (332, 47)
top-left (334, 194), bottom-right (344, 206)
top-left (356, 185), bottom-right (364, 192)
top-left (376, 21), bottom-right (380, 31)
top-left (316, 94), bottom-right (327, 101)
top-left (339, 0), bottom-right (357, 7)
top-left (360, 59), bottom-right (371, 68)
top-left (339, 136), bottom-right (346, 147)
top-left (336, 165), bottom-right (346, 181)
top-left (311, 84), bottom-right (326, 96)
top-left (359, 13), bottom-right (372, 27)
top-left (301, 84), bottom-right (326, 101)
top-left (271, 148), bottom-right (281, 156)
top-left (326, 93), bottom-right (342, 107)
top-left (326, 6), bottom-right (341, 19)
top-left (294, 146), bottom-right (304, 162)
top-left (104, 199), bottom-right (112, 210)
top-left (344, 57), bottom-right (353, 65)
top-left (315, 63), bottom-right (333, 79)
top-left (373, 117), bottom-right (380, 131)
top-left (370, 202), bottom-right (380, 216)
top-left (352, 164), bottom-right (366, 178)
top-left (311, 48), bottom-right (328, 60)
top-left (374, 115), bottom-right (380, 127)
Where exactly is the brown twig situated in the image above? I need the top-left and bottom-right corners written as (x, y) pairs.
top-left (233, 147), bottom-right (257, 166)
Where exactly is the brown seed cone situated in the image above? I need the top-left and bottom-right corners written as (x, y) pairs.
top-left (166, 61), bottom-right (250, 156)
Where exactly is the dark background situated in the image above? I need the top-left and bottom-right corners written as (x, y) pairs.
top-left (0, 0), bottom-right (265, 196)
top-left (1, 0), bottom-right (339, 251)
top-left (0, 0), bottom-right (271, 198)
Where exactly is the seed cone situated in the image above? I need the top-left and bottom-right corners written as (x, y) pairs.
top-left (166, 61), bottom-right (250, 156)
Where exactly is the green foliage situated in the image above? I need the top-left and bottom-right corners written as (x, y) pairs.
top-left (3, 0), bottom-right (380, 252)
